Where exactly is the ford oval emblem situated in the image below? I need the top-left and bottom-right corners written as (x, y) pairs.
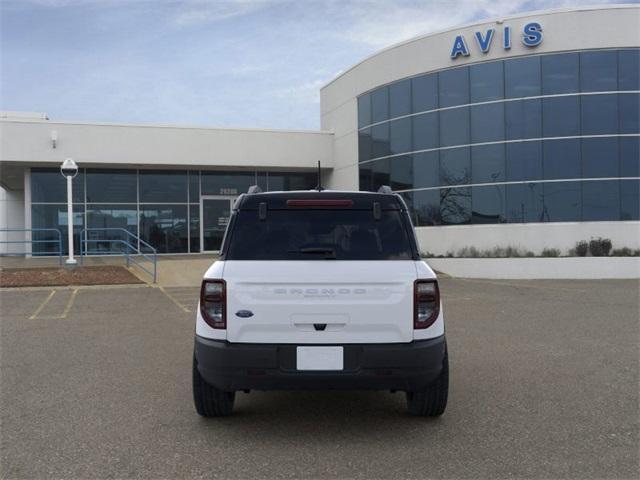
top-left (235, 310), bottom-right (254, 318)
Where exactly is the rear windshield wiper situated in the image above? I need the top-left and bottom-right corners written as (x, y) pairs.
top-left (290, 247), bottom-right (337, 259)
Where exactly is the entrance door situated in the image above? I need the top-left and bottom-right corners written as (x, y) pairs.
top-left (200, 196), bottom-right (234, 253)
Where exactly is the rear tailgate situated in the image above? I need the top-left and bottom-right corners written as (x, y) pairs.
top-left (224, 260), bottom-right (417, 344)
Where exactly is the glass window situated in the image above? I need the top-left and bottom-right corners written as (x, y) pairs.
top-left (620, 137), bottom-right (640, 177)
top-left (86, 204), bottom-right (138, 254)
top-left (31, 168), bottom-right (85, 203)
top-left (139, 170), bottom-right (187, 203)
top-left (506, 183), bottom-right (544, 223)
top-left (412, 112), bottom-right (438, 151)
top-left (506, 142), bottom-right (543, 181)
top-left (620, 180), bottom-right (640, 220)
top-left (372, 158), bottom-right (390, 190)
top-left (581, 94), bottom-right (618, 135)
top-left (440, 148), bottom-right (470, 186)
top-left (358, 128), bottom-right (372, 162)
top-left (619, 49), bottom-right (640, 91)
top-left (390, 155), bottom-right (413, 191)
top-left (139, 205), bottom-right (188, 253)
top-left (582, 180), bottom-right (619, 221)
top-left (470, 103), bottom-right (504, 143)
top-left (413, 189), bottom-right (441, 226)
top-left (86, 169), bottom-right (136, 203)
top-left (189, 204), bottom-right (200, 252)
top-left (582, 137), bottom-right (619, 178)
top-left (542, 53), bottom-right (579, 95)
top-left (189, 171), bottom-right (200, 202)
top-left (371, 87), bottom-right (389, 123)
top-left (439, 107), bottom-right (469, 147)
top-left (412, 152), bottom-right (440, 189)
top-left (619, 93), bottom-right (639, 134)
top-left (505, 98), bottom-right (542, 140)
top-left (472, 185), bottom-right (505, 224)
top-left (505, 56), bottom-right (541, 98)
top-left (440, 187), bottom-right (471, 225)
top-left (31, 204), bottom-right (84, 255)
top-left (472, 144), bottom-right (505, 184)
top-left (470, 61), bottom-right (504, 102)
top-left (371, 123), bottom-right (390, 159)
top-left (202, 171), bottom-right (254, 195)
top-left (358, 94), bottom-right (372, 128)
top-left (542, 96), bottom-right (580, 137)
top-left (543, 139), bottom-right (581, 180)
top-left (226, 209), bottom-right (414, 261)
top-left (412, 74), bottom-right (438, 113)
top-left (543, 182), bottom-right (581, 222)
top-left (256, 172), bottom-right (268, 192)
top-left (359, 162), bottom-right (373, 191)
top-left (267, 172), bottom-right (315, 191)
top-left (439, 67), bottom-right (469, 108)
top-left (581, 50), bottom-right (617, 92)
top-left (389, 117), bottom-right (411, 155)
top-left (389, 79), bottom-right (411, 118)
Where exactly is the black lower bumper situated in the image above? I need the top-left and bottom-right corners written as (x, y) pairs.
top-left (194, 335), bottom-right (446, 392)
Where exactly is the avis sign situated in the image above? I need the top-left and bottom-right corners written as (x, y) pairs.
top-left (450, 22), bottom-right (543, 59)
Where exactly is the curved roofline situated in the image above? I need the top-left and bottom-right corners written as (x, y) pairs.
top-left (320, 4), bottom-right (638, 91)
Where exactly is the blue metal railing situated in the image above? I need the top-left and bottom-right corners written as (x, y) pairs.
top-left (0, 228), bottom-right (64, 265)
top-left (80, 228), bottom-right (157, 283)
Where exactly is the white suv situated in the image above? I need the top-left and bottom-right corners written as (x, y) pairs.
top-left (193, 187), bottom-right (448, 416)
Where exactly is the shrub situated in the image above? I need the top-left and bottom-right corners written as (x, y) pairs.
top-left (541, 248), bottom-right (561, 257)
top-left (589, 237), bottom-right (612, 257)
top-left (574, 241), bottom-right (589, 257)
top-left (611, 247), bottom-right (640, 257)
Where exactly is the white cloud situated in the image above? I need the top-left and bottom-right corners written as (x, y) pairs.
top-left (171, 0), bottom-right (279, 27)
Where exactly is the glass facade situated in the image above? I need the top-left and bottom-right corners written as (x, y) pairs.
top-left (357, 48), bottom-right (640, 226)
top-left (31, 168), bottom-right (316, 254)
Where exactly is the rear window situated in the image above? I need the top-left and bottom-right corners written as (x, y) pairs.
top-left (225, 209), bottom-right (415, 260)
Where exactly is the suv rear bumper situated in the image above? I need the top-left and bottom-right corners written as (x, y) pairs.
top-left (194, 335), bottom-right (446, 392)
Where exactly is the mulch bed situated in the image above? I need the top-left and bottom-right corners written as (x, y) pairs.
top-left (0, 266), bottom-right (144, 288)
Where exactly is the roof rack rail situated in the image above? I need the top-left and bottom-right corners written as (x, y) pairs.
top-left (377, 185), bottom-right (394, 194)
top-left (247, 185), bottom-right (263, 194)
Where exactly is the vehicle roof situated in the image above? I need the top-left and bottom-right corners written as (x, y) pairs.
top-left (235, 189), bottom-right (406, 210)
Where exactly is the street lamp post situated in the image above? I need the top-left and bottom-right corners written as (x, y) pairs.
top-left (60, 158), bottom-right (78, 265)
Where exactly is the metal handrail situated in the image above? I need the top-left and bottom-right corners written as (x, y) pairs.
top-left (0, 228), bottom-right (63, 265)
top-left (79, 228), bottom-right (157, 283)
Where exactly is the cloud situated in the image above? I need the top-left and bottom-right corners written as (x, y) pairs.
top-left (170, 0), bottom-right (279, 27)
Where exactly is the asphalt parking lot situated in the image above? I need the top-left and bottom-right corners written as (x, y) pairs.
top-left (1, 278), bottom-right (638, 479)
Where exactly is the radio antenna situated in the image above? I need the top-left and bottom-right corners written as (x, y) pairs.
top-left (316, 161), bottom-right (323, 191)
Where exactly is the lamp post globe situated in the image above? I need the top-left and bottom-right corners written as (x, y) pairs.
top-left (60, 158), bottom-right (78, 265)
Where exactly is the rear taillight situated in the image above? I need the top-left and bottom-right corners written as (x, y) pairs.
top-left (200, 279), bottom-right (226, 329)
top-left (414, 280), bottom-right (440, 329)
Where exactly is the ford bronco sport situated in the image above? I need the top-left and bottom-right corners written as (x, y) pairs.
top-left (193, 186), bottom-right (448, 416)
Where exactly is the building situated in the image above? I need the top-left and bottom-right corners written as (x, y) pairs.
top-left (1, 5), bottom-right (639, 256)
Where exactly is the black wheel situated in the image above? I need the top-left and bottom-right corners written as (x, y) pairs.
top-left (406, 347), bottom-right (449, 417)
top-left (193, 355), bottom-right (235, 417)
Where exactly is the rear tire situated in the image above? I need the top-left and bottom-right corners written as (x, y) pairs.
top-left (193, 355), bottom-right (235, 417)
top-left (406, 347), bottom-right (448, 417)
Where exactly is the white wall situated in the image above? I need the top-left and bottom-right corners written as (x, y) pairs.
top-left (0, 120), bottom-right (334, 170)
top-left (0, 186), bottom-right (25, 254)
top-left (415, 221), bottom-right (640, 256)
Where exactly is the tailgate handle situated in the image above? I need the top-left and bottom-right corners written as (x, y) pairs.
top-left (313, 323), bottom-right (327, 331)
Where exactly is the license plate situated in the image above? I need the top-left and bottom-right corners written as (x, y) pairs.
top-left (296, 346), bottom-right (344, 371)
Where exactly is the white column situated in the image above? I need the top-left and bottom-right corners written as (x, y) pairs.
top-left (66, 175), bottom-right (77, 265)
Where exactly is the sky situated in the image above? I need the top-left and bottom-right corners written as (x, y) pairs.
top-left (0, 0), bottom-right (631, 130)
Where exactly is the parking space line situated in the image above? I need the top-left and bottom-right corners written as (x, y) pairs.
top-left (60, 289), bottom-right (79, 319)
top-left (159, 286), bottom-right (191, 313)
top-left (29, 290), bottom-right (56, 319)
